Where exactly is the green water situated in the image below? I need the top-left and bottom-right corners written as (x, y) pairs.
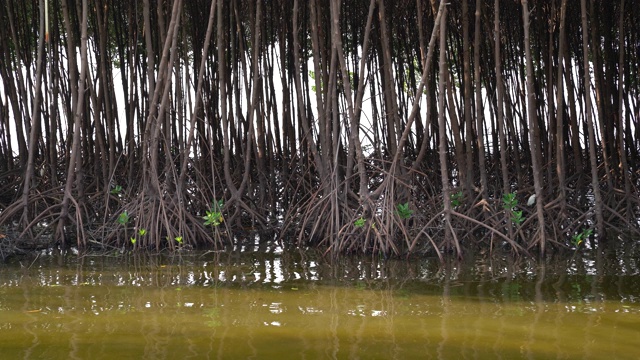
top-left (1, 249), bottom-right (639, 359)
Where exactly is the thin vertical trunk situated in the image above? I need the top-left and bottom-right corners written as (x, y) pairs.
top-left (462, 0), bottom-right (473, 196)
top-left (437, 3), bottom-right (459, 257)
top-left (5, 0), bottom-right (30, 165)
top-left (412, 1), bottom-right (445, 170)
top-left (95, 0), bottom-right (115, 185)
top-left (555, 0), bottom-right (568, 212)
top-left (332, 0), bottom-right (375, 205)
top-left (179, 0), bottom-right (216, 186)
top-left (617, 0), bottom-right (632, 216)
top-left (143, 0), bottom-right (155, 112)
top-left (56, 0), bottom-right (88, 247)
top-left (309, 0), bottom-right (330, 181)
top-left (565, 46), bottom-right (583, 175)
top-left (522, 0), bottom-right (546, 255)
top-left (581, 0), bottom-right (605, 236)
top-left (588, 0), bottom-right (613, 190)
top-left (474, 0), bottom-right (488, 200)
top-left (446, 67), bottom-right (466, 188)
top-left (377, 0), bottom-right (400, 157)
top-left (493, 0), bottom-right (509, 196)
top-left (292, 0), bottom-right (325, 182)
top-left (20, 0), bottom-right (46, 230)
top-left (144, 0), bottom-right (182, 195)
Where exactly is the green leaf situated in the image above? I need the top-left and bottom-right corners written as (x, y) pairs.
top-left (395, 202), bottom-right (413, 219)
top-left (117, 211), bottom-right (130, 225)
top-left (354, 217), bottom-right (366, 228)
top-left (450, 191), bottom-right (463, 207)
top-left (203, 209), bottom-right (223, 227)
top-left (511, 210), bottom-right (524, 225)
top-left (571, 228), bottom-right (592, 247)
top-left (175, 236), bottom-right (183, 244)
top-left (503, 193), bottom-right (518, 210)
top-left (130, 237), bottom-right (136, 245)
top-left (138, 228), bottom-right (147, 236)
top-left (110, 185), bottom-right (123, 195)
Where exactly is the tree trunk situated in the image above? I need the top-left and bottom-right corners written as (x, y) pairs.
top-left (580, 0), bottom-right (605, 237)
top-left (555, 0), bottom-right (568, 212)
top-left (474, 0), bottom-right (488, 200)
top-left (521, 0), bottom-right (546, 255)
top-left (437, 3), bottom-right (460, 257)
top-left (56, 0), bottom-right (89, 247)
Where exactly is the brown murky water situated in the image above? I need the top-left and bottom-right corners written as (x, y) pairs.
top-left (1, 247), bottom-right (639, 359)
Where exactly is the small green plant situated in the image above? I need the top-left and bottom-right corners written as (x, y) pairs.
top-left (117, 211), bottom-right (130, 225)
top-left (175, 236), bottom-right (183, 244)
top-left (110, 184), bottom-right (123, 195)
top-left (502, 193), bottom-right (518, 210)
top-left (503, 193), bottom-right (525, 225)
top-left (571, 228), bottom-right (593, 247)
top-left (130, 228), bottom-right (147, 246)
top-left (450, 191), bottom-right (463, 208)
top-left (511, 210), bottom-right (524, 225)
top-left (203, 199), bottom-right (224, 227)
top-left (395, 202), bottom-right (413, 220)
top-left (203, 209), bottom-right (223, 227)
top-left (354, 217), bottom-right (366, 228)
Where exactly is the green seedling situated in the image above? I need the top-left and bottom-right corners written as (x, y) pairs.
top-left (203, 209), bottom-right (223, 227)
top-left (396, 202), bottom-right (413, 220)
top-left (511, 210), bottom-right (524, 225)
top-left (354, 217), bottom-right (366, 228)
top-left (502, 193), bottom-right (518, 210)
top-left (110, 184), bottom-right (123, 195)
top-left (203, 199), bottom-right (224, 227)
top-left (117, 211), bottom-right (130, 225)
top-left (571, 228), bottom-right (592, 247)
top-left (450, 191), bottom-right (463, 208)
top-left (175, 236), bottom-right (183, 244)
top-left (502, 193), bottom-right (525, 225)
top-left (131, 228), bottom-right (147, 246)
top-left (212, 199), bottom-right (224, 211)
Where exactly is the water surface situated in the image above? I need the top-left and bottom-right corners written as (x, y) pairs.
top-left (1, 248), bottom-right (639, 359)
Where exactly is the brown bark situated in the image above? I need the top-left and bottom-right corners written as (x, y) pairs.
top-left (56, 0), bottom-right (88, 247)
top-left (555, 0), bottom-right (568, 211)
top-left (20, 0), bottom-right (46, 230)
top-left (437, 2), bottom-right (460, 257)
top-left (474, 0), bottom-right (488, 200)
top-left (581, 0), bottom-right (605, 236)
top-left (462, 0), bottom-right (473, 196)
top-left (522, 0), bottom-right (546, 255)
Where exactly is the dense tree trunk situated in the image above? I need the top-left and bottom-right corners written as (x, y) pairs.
top-left (0, 0), bottom-right (638, 258)
top-left (581, 0), bottom-right (605, 236)
top-left (522, 0), bottom-right (546, 255)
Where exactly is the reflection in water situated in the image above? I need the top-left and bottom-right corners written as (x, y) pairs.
top-left (0, 249), bottom-right (639, 358)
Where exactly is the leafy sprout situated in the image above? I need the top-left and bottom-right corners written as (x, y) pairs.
top-left (354, 217), bottom-right (366, 228)
top-left (450, 191), bottom-right (463, 208)
top-left (395, 203), bottom-right (413, 220)
top-left (117, 211), bottom-right (130, 225)
top-left (110, 184), bottom-right (123, 195)
top-left (502, 193), bottom-right (518, 210)
top-left (502, 193), bottom-right (525, 225)
top-left (203, 199), bottom-right (224, 227)
top-left (571, 228), bottom-right (593, 247)
top-left (511, 210), bottom-right (524, 225)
